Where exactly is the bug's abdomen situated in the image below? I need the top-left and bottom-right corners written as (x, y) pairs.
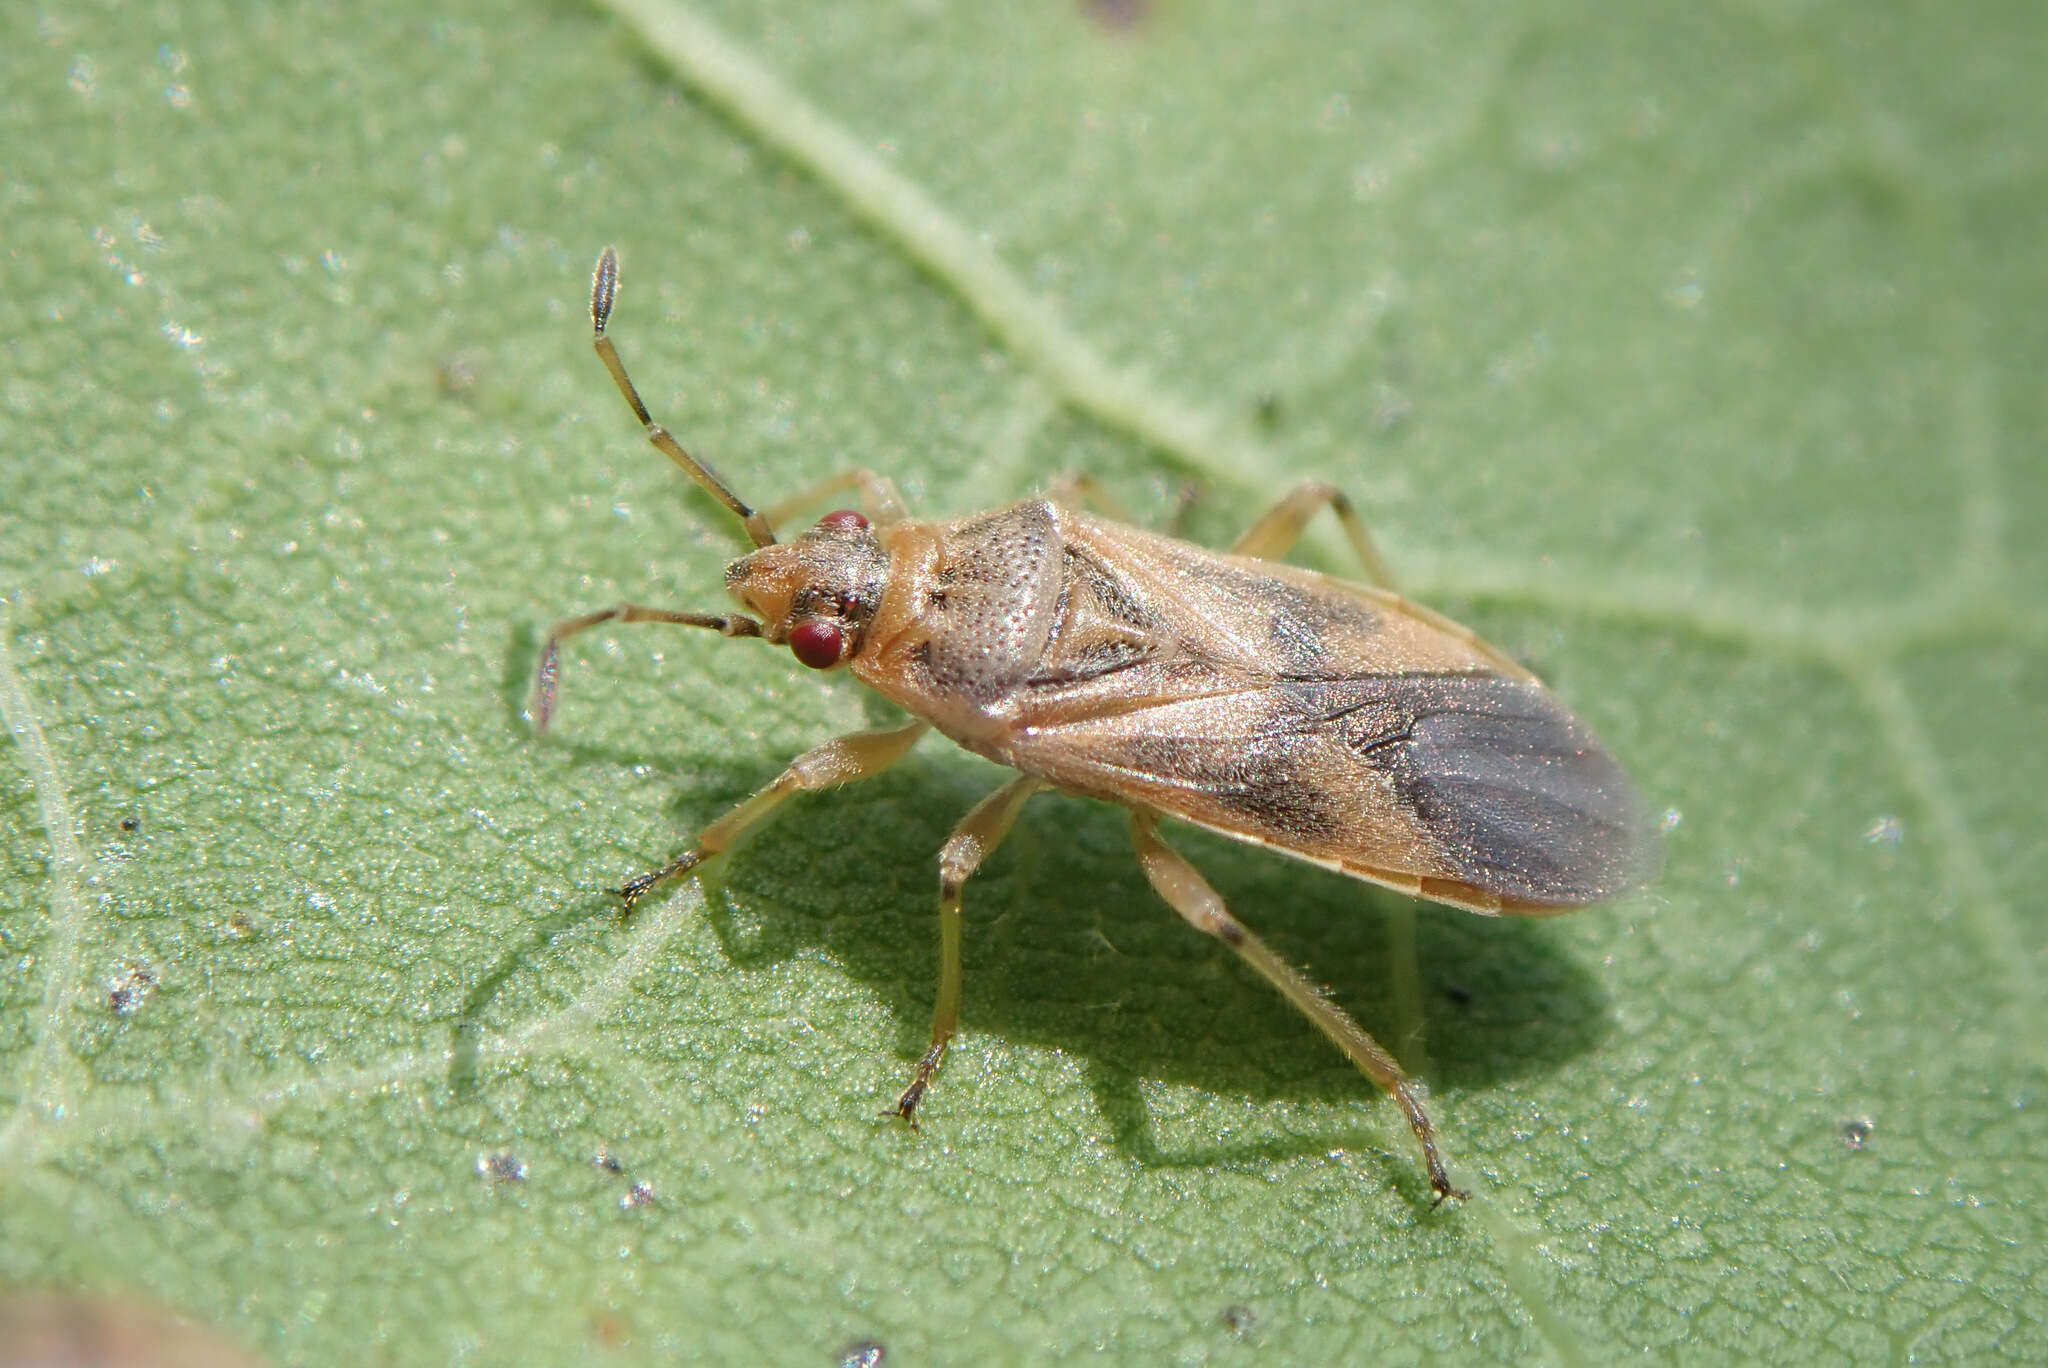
top-left (1007, 670), bottom-right (1654, 912)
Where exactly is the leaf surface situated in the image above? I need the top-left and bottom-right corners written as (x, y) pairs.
top-left (2, 1), bottom-right (2042, 1362)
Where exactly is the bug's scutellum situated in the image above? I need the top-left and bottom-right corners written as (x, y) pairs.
top-left (533, 249), bottom-right (1656, 1205)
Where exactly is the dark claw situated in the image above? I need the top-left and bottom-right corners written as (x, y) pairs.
top-left (885, 1082), bottom-right (927, 1130)
top-left (612, 872), bottom-right (662, 909)
top-left (611, 850), bottom-right (706, 910)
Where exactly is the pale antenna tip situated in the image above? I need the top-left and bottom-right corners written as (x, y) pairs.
top-left (591, 247), bottom-right (620, 333)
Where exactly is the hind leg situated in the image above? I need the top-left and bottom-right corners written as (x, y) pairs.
top-left (1128, 811), bottom-right (1465, 1205)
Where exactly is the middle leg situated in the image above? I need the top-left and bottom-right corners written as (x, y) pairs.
top-left (1047, 471), bottom-right (1201, 537)
top-left (1230, 480), bottom-right (1396, 589)
top-left (888, 775), bottom-right (1046, 1124)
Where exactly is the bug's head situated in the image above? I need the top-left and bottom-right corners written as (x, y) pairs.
top-left (724, 509), bottom-right (889, 670)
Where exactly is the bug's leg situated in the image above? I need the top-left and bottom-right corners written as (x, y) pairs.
top-left (1049, 472), bottom-right (1202, 535)
top-left (529, 603), bottom-right (763, 733)
top-left (1229, 480), bottom-right (1396, 589)
top-left (1162, 482), bottom-right (1203, 537)
top-left (761, 467), bottom-right (910, 532)
top-left (888, 776), bottom-right (1045, 1125)
top-left (1046, 472), bottom-right (1137, 523)
top-left (613, 721), bottom-right (930, 908)
top-left (1127, 811), bottom-right (1468, 1205)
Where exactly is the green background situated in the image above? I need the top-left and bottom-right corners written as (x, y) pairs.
top-left (3, 0), bottom-right (2043, 1362)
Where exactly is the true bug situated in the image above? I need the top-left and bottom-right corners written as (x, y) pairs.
top-left (532, 248), bottom-right (1656, 1204)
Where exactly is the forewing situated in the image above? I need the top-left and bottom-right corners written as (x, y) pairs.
top-left (1002, 515), bottom-right (1654, 911)
top-left (1056, 512), bottom-right (1534, 681)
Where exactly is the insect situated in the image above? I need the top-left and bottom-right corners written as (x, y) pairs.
top-left (532, 248), bottom-right (1656, 1204)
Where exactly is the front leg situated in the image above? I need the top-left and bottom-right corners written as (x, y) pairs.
top-left (614, 721), bottom-right (930, 908)
top-left (760, 466), bottom-right (910, 532)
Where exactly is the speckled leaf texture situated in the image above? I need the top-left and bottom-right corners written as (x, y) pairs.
top-left (2, 2), bottom-right (2042, 1363)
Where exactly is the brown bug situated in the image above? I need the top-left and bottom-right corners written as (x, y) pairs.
top-left (532, 248), bottom-right (1656, 1204)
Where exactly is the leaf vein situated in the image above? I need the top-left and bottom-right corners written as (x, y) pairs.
top-left (0, 614), bottom-right (97, 1165)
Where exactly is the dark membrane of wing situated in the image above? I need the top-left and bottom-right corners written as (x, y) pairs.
top-left (1367, 674), bottom-right (1657, 904)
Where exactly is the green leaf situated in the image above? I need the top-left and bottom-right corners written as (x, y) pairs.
top-left (3, 0), bottom-right (2043, 1362)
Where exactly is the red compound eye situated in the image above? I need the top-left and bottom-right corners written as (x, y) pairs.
top-left (787, 618), bottom-right (844, 670)
top-left (816, 509), bottom-right (869, 533)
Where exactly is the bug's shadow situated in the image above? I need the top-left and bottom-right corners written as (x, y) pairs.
top-left (489, 620), bottom-right (1605, 1173)
top-left (459, 626), bottom-right (807, 1093)
top-left (651, 759), bottom-right (1609, 1183)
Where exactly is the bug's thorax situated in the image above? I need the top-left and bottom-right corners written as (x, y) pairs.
top-left (850, 500), bottom-right (1081, 745)
top-left (846, 520), bottom-right (953, 703)
top-left (723, 511), bottom-right (890, 669)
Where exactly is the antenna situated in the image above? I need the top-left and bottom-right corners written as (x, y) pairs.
top-left (588, 247), bottom-right (776, 548)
